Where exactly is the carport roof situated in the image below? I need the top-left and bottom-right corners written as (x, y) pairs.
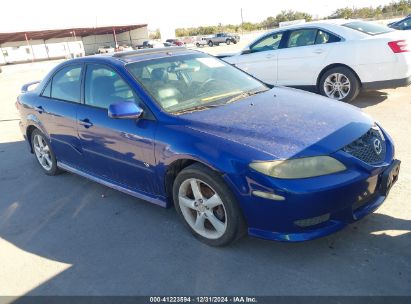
top-left (0, 24), bottom-right (147, 44)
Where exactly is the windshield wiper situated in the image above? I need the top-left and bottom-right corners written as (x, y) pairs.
top-left (172, 103), bottom-right (221, 115)
top-left (225, 89), bottom-right (267, 104)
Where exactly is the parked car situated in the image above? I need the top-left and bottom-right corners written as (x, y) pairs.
top-left (196, 36), bottom-right (212, 47)
top-left (388, 16), bottom-right (411, 30)
top-left (17, 48), bottom-right (400, 246)
top-left (136, 40), bottom-right (161, 49)
top-left (97, 46), bottom-right (115, 54)
top-left (222, 20), bottom-right (411, 102)
top-left (166, 39), bottom-right (184, 46)
top-left (206, 33), bottom-right (240, 47)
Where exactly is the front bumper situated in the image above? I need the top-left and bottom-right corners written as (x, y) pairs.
top-left (225, 131), bottom-right (399, 242)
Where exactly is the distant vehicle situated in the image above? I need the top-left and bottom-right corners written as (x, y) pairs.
top-left (97, 46), bottom-right (115, 54)
top-left (196, 37), bottom-right (211, 47)
top-left (117, 45), bottom-right (133, 52)
top-left (388, 16), bottom-right (411, 30)
top-left (222, 19), bottom-right (411, 102)
top-left (17, 48), bottom-right (400, 246)
top-left (137, 40), bottom-right (155, 49)
top-left (166, 39), bottom-right (184, 46)
top-left (207, 33), bottom-right (240, 47)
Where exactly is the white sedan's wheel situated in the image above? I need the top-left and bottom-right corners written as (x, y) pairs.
top-left (319, 66), bottom-right (360, 103)
top-left (323, 73), bottom-right (351, 100)
top-left (178, 178), bottom-right (227, 239)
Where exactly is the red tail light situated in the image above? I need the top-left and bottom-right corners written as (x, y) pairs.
top-left (388, 40), bottom-right (409, 53)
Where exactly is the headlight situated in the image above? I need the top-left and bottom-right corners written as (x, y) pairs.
top-left (249, 156), bottom-right (346, 179)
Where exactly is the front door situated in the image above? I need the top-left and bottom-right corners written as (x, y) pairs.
top-left (227, 31), bottom-right (284, 85)
top-left (77, 63), bottom-right (158, 195)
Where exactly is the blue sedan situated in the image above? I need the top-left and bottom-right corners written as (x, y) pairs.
top-left (17, 47), bottom-right (400, 246)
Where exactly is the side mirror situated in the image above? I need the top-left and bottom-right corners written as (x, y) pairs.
top-left (241, 48), bottom-right (252, 55)
top-left (108, 102), bottom-right (143, 119)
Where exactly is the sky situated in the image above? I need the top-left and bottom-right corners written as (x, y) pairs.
top-left (1, 0), bottom-right (394, 32)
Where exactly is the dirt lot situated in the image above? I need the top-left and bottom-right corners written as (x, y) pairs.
top-left (0, 47), bottom-right (410, 296)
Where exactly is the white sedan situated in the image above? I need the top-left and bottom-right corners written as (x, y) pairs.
top-left (222, 20), bottom-right (411, 102)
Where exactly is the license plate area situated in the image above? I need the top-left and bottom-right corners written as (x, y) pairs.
top-left (380, 159), bottom-right (401, 196)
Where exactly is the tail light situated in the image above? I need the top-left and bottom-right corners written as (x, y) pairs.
top-left (388, 40), bottom-right (409, 53)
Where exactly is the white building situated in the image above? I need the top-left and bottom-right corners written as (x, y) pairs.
top-left (0, 24), bottom-right (148, 65)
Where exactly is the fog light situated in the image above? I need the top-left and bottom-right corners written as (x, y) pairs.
top-left (294, 213), bottom-right (330, 228)
top-left (252, 190), bottom-right (285, 201)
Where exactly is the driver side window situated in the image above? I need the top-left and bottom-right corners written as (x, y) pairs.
top-left (84, 65), bottom-right (137, 109)
top-left (250, 32), bottom-right (283, 53)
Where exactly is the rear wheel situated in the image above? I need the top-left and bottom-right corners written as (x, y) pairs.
top-left (196, 42), bottom-right (200, 47)
top-left (208, 40), bottom-right (213, 47)
top-left (173, 163), bottom-right (246, 246)
top-left (319, 66), bottom-right (360, 102)
top-left (226, 39), bottom-right (231, 45)
top-left (31, 129), bottom-right (61, 176)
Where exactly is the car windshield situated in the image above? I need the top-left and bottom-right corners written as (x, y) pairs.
top-left (343, 21), bottom-right (394, 35)
top-left (126, 54), bottom-right (268, 114)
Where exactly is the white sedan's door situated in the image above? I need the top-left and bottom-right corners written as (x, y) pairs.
top-left (224, 32), bottom-right (284, 85)
top-left (277, 28), bottom-right (338, 86)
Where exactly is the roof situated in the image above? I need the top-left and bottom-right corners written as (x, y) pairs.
top-left (0, 24), bottom-right (147, 44)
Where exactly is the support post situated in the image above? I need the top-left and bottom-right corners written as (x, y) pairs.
top-left (43, 40), bottom-right (50, 60)
top-left (24, 33), bottom-right (35, 62)
top-left (113, 27), bottom-right (118, 49)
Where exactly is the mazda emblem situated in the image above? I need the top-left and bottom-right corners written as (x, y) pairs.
top-left (373, 138), bottom-right (382, 155)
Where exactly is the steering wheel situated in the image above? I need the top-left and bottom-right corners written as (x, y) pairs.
top-left (197, 78), bottom-right (218, 94)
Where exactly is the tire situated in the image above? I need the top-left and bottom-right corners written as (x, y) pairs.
top-left (318, 66), bottom-right (360, 102)
top-left (31, 129), bottom-right (61, 176)
top-left (226, 39), bottom-right (231, 45)
top-left (173, 163), bottom-right (246, 246)
top-left (208, 40), bottom-right (213, 47)
top-left (196, 43), bottom-right (200, 48)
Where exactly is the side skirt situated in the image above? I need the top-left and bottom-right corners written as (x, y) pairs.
top-left (57, 161), bottom-right (168, 208)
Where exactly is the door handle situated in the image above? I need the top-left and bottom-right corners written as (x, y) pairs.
top-left (34, 106), bottom-right (44, 114)
top-left (265, 54), bottom-right (275, 59)
top-left (313, 49), bottom-right (325, 54)
top-left (79, 119), bottom-right (93, 128)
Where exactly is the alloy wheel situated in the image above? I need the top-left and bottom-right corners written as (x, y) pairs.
top-left (33, 134), bottom-right (52, 171)
top-left (178, 178), bottom-right (227, 239)
top-left (323, 73), bottom-right (351, 100)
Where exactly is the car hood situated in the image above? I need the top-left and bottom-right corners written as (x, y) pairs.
top-left (178, 87), bottom-right (373, 159)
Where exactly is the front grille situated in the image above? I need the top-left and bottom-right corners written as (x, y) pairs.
top-left (343, 126), bottom-right (386, 165)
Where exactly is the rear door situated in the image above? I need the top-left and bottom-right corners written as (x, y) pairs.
top-left (277, 28), bottom-right (341, 86)
top-left (227, 31), bottom-right (285, 85)
top-left (77, 63), bottom-right (158, 194)
top-left (37, 64), bottom-right (84, 167)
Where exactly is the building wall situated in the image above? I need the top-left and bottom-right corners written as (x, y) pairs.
top-left (0, 25), bottom-right (148, 64)
top-left (1, 38), bottom-right (84, 64)
top-left (82, 26), bottom-right (148, 55)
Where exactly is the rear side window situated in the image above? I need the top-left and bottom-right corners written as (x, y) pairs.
top-left (343, 21), bottom-right (394, 35)
top-left (250, 32), bottom-right (283, 53)
top-left (287, 29), bottom-right (317, 48)
top-left (51, 65), bottom-right (82, 103)
top-left (42, 81), bottom-right (52, 98)
top-left (315, 30), bottom-right (341, 44)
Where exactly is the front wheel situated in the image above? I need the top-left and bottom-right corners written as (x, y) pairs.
top-left (196, 43), bottom-right (200, 48)
top-left (319, 67), bottom-right (360, 102)
top-left (226, 39), bottom-right (231, 45)
top-left (31, 129), bottom-right (61, 176)
top-left (173, 163), bottom-right (246, 246)
top-left (208, 41), bottom-right (213, 47)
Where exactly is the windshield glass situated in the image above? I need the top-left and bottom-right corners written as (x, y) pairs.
top-left (126, 54), bottom-right (268, 114)
top-left (343, 21), bottom-right (394, 35)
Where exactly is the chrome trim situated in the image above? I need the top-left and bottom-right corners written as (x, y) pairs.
top-left (57, 161), bottom-right (167, 208)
